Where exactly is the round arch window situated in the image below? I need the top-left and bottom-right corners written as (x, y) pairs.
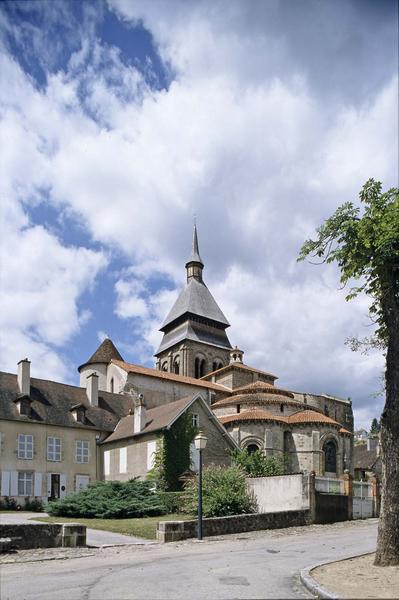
top-left (246, 443), bottom-right (260, 455)
top-left (324, 440), bottom-right (337, 473)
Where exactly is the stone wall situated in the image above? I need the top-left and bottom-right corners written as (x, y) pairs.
top-left (0, 523), bottom-right (86, 550)
top-left (156, 509), bottom-right (311, 542)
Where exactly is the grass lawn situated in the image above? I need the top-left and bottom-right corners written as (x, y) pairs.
top-left (34, 513), bottom-right (193, 540)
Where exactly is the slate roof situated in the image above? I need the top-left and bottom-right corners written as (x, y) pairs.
top-left (103, 395), bottom-right (195, 442)
top-left (156, 319), bottom-right (232, 354)
top-left (0, 371), bottom-right (133, 432)
top-left (160, 278), bottom-right (230, 331)
top-left (353, 444), bottom-right (379, 469)
top-left (103, 393), bottom-right (239, 447)
top-left (111, 359), bottom-right (230, 392)
top-left (78, 338), bottom-right (124, 372)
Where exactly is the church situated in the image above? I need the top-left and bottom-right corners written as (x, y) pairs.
top-left (0, 227), bottom-right (353, 504)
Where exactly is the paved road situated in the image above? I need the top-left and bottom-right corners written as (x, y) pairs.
top-left (1, 520), bottom-right (377, 599)
top-left (0, 512), bottom-right (154, 546)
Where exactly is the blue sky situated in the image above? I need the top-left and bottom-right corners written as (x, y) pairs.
top-left (0, 0), bottom-right (397, 429)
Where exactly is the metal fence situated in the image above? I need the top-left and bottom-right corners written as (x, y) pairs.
top-left (315, 476), bottom-right (344, 495)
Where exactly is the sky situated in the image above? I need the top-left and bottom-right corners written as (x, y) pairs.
top-left (0, 0), bottom-right (397, 430)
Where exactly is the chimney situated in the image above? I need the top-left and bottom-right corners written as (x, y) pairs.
top-left (86, 372), bottom-right (99, 407)
top-left (134, 393), bottom-right (146, 433)
top-left (17, 359), bottom-right (31, 396)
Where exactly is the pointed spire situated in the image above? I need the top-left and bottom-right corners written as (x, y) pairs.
top-left (185, 223), bottom-right (204, 282)
top-left (190, 223), bottom-right (203, 265)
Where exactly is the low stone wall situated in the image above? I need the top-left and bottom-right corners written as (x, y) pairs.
top-left (157, 509), bottom-right (311, 542)
top-left (0, 523), bottom-right (86, 550)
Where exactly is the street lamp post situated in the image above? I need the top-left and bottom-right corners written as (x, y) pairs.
top-left (194, 431), bottom-right (208, 541)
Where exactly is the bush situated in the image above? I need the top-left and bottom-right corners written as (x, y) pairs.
top-left (182, 465), bottom-right (257, 517)
top-left (0, 497), bottom-right (19, 510)
top-left (47, 479), bottom-right (167, 519)
top-left (24, 498), bottom-right (44, 512)
top-left (158, 491), bottom-right (185, 513)
top-left (232, 449), bottom-right (285, 477)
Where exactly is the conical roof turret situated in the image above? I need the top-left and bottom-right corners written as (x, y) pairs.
top-left (185, 224), bottom-right (204, 267)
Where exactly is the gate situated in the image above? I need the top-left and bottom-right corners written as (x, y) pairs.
top-left (353, 481), bottom-right (373, 519)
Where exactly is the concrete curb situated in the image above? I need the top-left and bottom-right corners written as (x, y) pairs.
top-left (300, 552), bottom-right (374, 599)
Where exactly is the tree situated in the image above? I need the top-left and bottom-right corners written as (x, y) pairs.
top-left (231, 448), bottom-right (285, 477)
top-left (370, 418), bottom-right (381, 435)
top-left (298, 179), bottom-right (399, 566)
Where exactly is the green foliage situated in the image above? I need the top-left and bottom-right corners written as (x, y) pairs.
top-left (370, 417), bottom-right (381, 435)
top-left (149, 413), bottom-right (198, 491)
top-left (182, 465), bottom-right (257, 517)
top-left (298, 179), bottom-right (399, 344)
top-left (47, 479), bottom-right (167, 519)
top-left (232, 448), bottom-right (285, 477)
top-left (158, 491), bottom-right (185, 513)
top-left (24, 498), bottom-right (44, 512)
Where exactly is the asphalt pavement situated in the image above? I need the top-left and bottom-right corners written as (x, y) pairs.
top-left (0, 511), bottom-right (154, 546)
top-left (1, 519), bottom-right (378, 599)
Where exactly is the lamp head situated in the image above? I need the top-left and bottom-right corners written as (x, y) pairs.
top-left (194, 431), bottom-right (208, 451)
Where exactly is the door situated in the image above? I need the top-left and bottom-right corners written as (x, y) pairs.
top-left (49, 474), bottom-right (60, 500)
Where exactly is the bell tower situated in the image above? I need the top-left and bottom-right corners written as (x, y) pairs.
top-left (155, 225), bottom-right (232, 378)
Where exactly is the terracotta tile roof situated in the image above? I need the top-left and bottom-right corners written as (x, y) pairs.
top-left (111, 359), bottom-right (230, 392)
top-left (201, 362), bottom-right (278, 381)
top-left (218, 408), bottom-right (287, 425)
top-left (339, 427), bottom-right (352, 435)
top-left (285, 410), bottom-right (341, 426)
top-left (78, 338), bottom-right (124, 372)
top-left (212, 392), bottom-right (305, 409)
top-left (218, 408), bottom-right (347, 430)
top-left (104, 395), bottom-right (194, 443)
top-left (0, 371), bottom-right (133, 432)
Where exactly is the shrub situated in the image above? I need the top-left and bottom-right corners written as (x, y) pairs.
top-left (47, 479), bottom-right (167, 519)
top-left (158, 491), bottom-right (185, 513)
top-left (24, 498), bottom-right (44, 512)
top-left (232, 448), bottom-right (285, 477)
top-left (0, 497), bottom-right (19, 510)
top-left (182, 465), bottom-right (257, 517)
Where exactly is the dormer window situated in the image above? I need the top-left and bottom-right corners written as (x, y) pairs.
top-left (70, 404), bottom-right (86, 423)
top-left (13, 396), bottom-right (32, 416)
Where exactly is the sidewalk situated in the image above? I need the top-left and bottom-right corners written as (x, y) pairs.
top-left (302, 552), bottom-right (399, 599)
top-left (0, 511), bottom-right (155, 548)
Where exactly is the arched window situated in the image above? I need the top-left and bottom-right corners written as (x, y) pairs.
top-left (199, 359), bottom-right (206, 378)
top-left (280, 404), bottom-right (284, 413)
top-left (324, 440), bottom-right (337, 473)
top-left (246, 443), bottom-right (260, 455)
top-left (110, 378), bottom-right (114, 393)
top-left (212, 360), bottom-right (223, 372)
top-left (161, 361), bottom-right (168, 372)
top-left (173, 357), bottom-right (180, 375)
top-left (195, 357), bottom-right (200, 378)
top-left (324, 404), bottom-right (329, 417)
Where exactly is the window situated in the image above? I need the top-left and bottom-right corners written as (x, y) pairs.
top-left (324, 404), bottom-right (330, 417)
top-left (76, 440), bottom-right (89, 463)
top-left (110, 378), bottom-right (114, 393)
top-left (195, 357), bottom-right (206, 378)
top-left (324, 440), bottom-right (337, 473)
top-left (280, 404), bottom-right (284, 413)
top-left (173, 357), bottom-right (180, 375)
top-left (104, 450), bottom-right (110, 476)
top-left (246, 444), bottom-right (260, 455)
top-left (119, 447), bottom-right (127, 473)
top-left (192, 414), bottom-right (199, 428)
top-left (18, 434), bottom-right (33, 459)
top-left (47, 437), bottom-right (61, 462)
top-left (161, 361), bottom-right (168, 372)
top-left (18, 471), bottom-right (33, 496)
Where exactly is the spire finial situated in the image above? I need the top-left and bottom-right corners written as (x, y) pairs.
top-left (186, 221), bottom-right (204, 282)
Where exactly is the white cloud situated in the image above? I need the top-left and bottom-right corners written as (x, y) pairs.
top-left (0, 2), bottom-right (396, 427)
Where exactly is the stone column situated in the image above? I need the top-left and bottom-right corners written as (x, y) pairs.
top-left (264, 429), bottom-right (273, 455)
top-left (341, 470), bottom-right (353, 520)
top-left (312, 431), bottom-right (320, 474)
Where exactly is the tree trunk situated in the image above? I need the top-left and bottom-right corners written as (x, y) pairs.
top-left (374, 276), bottom-right (399, 566)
